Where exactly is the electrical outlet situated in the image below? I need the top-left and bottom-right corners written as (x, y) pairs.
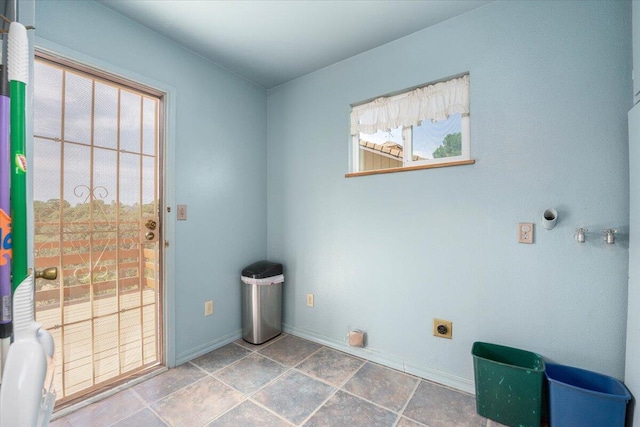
top-left (204, 300), bottom-right (213, 316)
top-left (433, 319), bottom-right (452, 339)
top-left (306, 293), bottom-right (314, 307)
top-left (518, 223), bottom-right (534, 244)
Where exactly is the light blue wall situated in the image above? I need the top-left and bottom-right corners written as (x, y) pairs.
top-left (267, 0), bottom-right (632, 391)
top-left (34, 0), bottom-right (268, 365)
top-left (626, 3), bottom-right (639, 424)
top-left (32, 0), bottom-right (634, 394)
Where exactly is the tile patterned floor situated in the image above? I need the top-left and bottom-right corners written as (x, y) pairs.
top-left (50, 334), bottom-right (499, 427)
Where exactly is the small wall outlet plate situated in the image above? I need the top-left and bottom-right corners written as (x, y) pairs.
top-left (306, 293), bottom-right (314, 307)
top-left (433, 318), bottom-right (452, 339)
top-left (204, 300), bottom-right (213, 316)
top-left (348, 330), bottom-right (365, 347)
top-left (177, 204), bottom-right (187, 220)
top-left (518, 223), bottom-right (534, 244)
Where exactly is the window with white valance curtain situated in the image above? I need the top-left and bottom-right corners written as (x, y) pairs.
top-left (348, 74), bottom-right (473, 176)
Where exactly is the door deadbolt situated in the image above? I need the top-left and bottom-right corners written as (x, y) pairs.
top-left (145, 219), bottom-right (157, 230)
top-left (145, 232), bottom-right (155, 241)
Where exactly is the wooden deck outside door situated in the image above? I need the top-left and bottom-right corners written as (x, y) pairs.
top-left (32, 54), bottom-right (164, 405)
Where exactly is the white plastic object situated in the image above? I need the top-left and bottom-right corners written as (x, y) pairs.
top-left (8, 22), bottom-right (28, 84)
top-left (542, 208), bottom-right (558, 230)
top-left (241, 274), bottom-right (284, 286)
top-left (0, 275), bottom-right (55, 427)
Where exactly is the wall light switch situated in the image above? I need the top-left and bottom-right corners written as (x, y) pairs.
top-left (177, 204), bottom-right (187, 220)
top-left (518, 223), bottom-right (534, 244)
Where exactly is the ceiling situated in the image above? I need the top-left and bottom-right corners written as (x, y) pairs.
top-left (98, 0), bottom-right (492, 89)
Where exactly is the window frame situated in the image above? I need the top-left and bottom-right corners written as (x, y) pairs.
top-left (347, 75), bottom-right (474, 177)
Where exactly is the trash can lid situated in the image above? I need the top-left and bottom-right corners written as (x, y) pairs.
top-left (242, 260), bottom-right (283, 279)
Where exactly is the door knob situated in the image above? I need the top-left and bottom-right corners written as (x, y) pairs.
top-left (35, 267), bottom-right (58, 280)
top-left (141, 218), bottom-right (159, 243)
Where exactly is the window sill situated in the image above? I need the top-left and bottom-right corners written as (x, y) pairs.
top-left (345, 159), bottom-right (475, 178)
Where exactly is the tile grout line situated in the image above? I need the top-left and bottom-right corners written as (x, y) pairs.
top-left (249, 344), bottom-right (384, 425)
top-left (246, 396), bottom-right (298, 426)
top-left (337, 386), bottom-right (404, 418)
top-left (102, 389), bottom-right (171, 427)
top-left (293, 343), bottom-right (325, 366)
top-left (229, 341), bottom-right (333, 426)
top-left (297, 381), bottom-right (340, 426)
top-left (332, 360), bottom-right (425, 421)
top-left (100, 386), bottom-right (170, 427)
top-left (129, 388), bottom-right (172, 427)
top-left (392, 377), bottom-right (424, 427)
top-left (334, 358), bottom-right (367, 389)
top-left (200, 397), bottom-right (248, 427)
top-left (139, 368), bottom-right (213, 407)
top-left (188, 348), bottom-right (266, 426)
top-left (198, 367), bottom-right (253, 426)
top-left (254, 351), bottom-right (299, 368)
top-left (202, 347), bottom-right (256, 374)
top-left (241, 359), bottom-right (294, 395)
top-left (205, 344), bottom-right (302, 425)
top-left (251, 338), bottom-right (322, 372)
top-left (296, 357), bottom-right (391, 426)
top-left (290, 355), bottom-right (367, 393)
top-left (280, 341), bottom-right (351, 424)
top-left (291, 346), bottom-right (348, 426)
top-left (144, 402), bottom-right (172, 427)
top-left (212, 350), bottom-right (299, 426)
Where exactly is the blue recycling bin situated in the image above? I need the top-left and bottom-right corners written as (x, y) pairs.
top-left (546, 363), bottom-right (631, 427)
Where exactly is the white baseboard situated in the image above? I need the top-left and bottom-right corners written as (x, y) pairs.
top-left (175, 329), bottom-right (242, 365)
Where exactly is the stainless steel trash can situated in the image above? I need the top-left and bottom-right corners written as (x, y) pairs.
top-left (241, 261), bottom-right (284, 344)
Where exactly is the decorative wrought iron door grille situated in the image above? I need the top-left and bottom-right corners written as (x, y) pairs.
top-left (32, 54), bottom-right (164, 404)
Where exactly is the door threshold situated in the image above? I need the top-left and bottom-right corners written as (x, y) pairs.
top-left (51, 365), bottom-right (168, 420)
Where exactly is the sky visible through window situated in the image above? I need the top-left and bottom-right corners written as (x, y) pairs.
top-left (359, 113), bottom-right (461, 159)
top-left (33, 60), bottom-right (157, 207)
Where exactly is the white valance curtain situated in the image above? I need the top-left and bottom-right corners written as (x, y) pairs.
top-left (350, 74), bottom-right (469, 135)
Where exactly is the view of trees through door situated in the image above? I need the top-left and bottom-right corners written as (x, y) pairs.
top-left (32, 53), bottom-right (164, 405)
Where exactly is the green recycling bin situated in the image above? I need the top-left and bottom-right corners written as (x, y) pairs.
top-left (472, 342), bottom-right (545, 427)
